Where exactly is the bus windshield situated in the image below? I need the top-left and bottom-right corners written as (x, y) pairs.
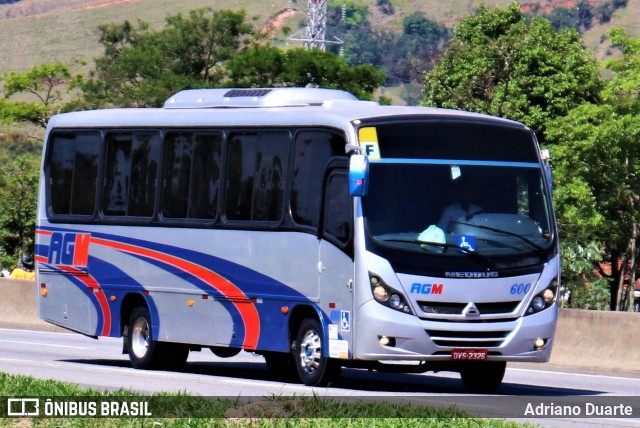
top-left (360, 120), bottom-right (555, 270)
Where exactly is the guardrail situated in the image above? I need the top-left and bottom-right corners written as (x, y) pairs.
top-left (1, 278), bottom-right (637, 372)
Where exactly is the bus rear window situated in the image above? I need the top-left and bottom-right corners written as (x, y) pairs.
top-left (48, 132), bottom-right (101, 216)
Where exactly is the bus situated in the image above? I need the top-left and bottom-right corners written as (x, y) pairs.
top-left (35, 87), bottom-right (559, 391)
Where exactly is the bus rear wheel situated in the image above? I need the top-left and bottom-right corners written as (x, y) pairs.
top-left (459, 361), bottom-right (506, 392)
top-left (293, 318), bottom-right (340, 386)
top-left (126, 306), bottom-right (188, 370)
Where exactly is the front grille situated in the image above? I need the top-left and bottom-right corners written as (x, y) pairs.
top-left (419, 301), bottom-right (466, 315)
top-left (418, 301), bottom-right (520, 315)
top-left (426, 329), bottom-right (510, 348)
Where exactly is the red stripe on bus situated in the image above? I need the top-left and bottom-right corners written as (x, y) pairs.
top-left (92, 237), bottom-right (261, 350)
top-left (35, 230), bottom-right (53, 236)
top-left (57, 266), bottom-right (111, 337)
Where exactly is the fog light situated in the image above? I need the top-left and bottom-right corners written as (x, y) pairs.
top-left (534, 338), bottom-right (546, 350)
top-left (379, 336), bottom-right (396, 347)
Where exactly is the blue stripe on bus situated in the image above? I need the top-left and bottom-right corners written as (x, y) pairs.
top-left (36, 226), bottom-right (331, 353)
top-left (371, 158), bottom-right (540, 168)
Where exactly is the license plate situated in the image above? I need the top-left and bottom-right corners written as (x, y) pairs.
top-left (451, 348), bottom-right (488, 361)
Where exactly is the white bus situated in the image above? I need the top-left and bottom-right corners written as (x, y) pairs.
top-left (36, 88), bottom-right (558, 391)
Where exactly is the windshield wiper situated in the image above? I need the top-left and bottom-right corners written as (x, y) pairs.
top-left (381, 238), bottom-right (489, 262)
top-left (452, 221), bottom-right (547, 253)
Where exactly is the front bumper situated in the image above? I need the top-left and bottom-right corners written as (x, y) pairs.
top-left (353, 299), bottom-right (557, 362)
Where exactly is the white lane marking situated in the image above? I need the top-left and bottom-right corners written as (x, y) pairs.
top-left (0, 338), bottom-right (89, 349)
top-left (0, 356), bottom-right (319, 395)
top-left (508, 367), bottom-right (640, 382)
top-left (0, 327), bottom-right (79, 336)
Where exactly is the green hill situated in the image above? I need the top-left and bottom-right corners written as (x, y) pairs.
top-left (0, 0), bottom-right (638, 74)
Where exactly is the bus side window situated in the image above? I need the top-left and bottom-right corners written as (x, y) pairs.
top-left (322, 170), bottom-right (352, 246)
top-left (291, 130), bottom-right (346, 230)
top-left (103, 132), bottom-right (160, 217)
top-left (49, 132), bottom-right (101, 217)
top-left (225, 131), bottom-right (289, 222)
top-left (162, 132), bottom-right (222, 219)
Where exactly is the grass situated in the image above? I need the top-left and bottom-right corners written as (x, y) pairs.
top-left (0, 0), bottom-right (281, 73)
top-left (1, 0), bottom-right (639, 74)
top-left (0, 372), bottom-right (534, 427)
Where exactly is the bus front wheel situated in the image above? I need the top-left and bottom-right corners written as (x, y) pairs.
top-left (293, 318), bottom-right (340, 386)
top-left (459, 361), bottom-right (506, 392)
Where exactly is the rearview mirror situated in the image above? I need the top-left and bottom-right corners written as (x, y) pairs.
top-left (349, 154), bottom-right (369, 197)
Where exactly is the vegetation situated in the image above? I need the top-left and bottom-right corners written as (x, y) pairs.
top-left (0, 372), bottom-right (533, 426)
top-left (526, 0), bottom-right (628, 32)
top-left (0, 7), bottom-right (384, 270)
top-left (0, 133), bottom-right (39, 271)
top-left (326, 2), bottom-right (450, 104)
top-left (227, 45), bottom-right (385, 100)
top-left (2, 1), bottom-right (640, 309)
top-left (421, 3), bottom-right (602, 143)
top-left (420, 4), bottom-right (640, 310)
top-left (75, 8), bottom-right (385, 108)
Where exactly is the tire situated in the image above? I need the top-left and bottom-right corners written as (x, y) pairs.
top-left (459, 361), bottom-right (506, 393)
top-left (293, 318), bottom-right (341, 386)
top-left (264, 351), bottom-right (297, 381)
top-left (126, 306), bottom-right (188, 370)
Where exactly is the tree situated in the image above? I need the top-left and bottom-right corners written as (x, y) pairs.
top-left (79, 8), bottom-right (255, 107)
top-left (326, 4), bottom-right (449, 104)
top-left (602, 28), bottom-right (640, 114)
top-left (421, 3), bottom-right (602, 143)
top-left (226, 46), bottom-right (386, 100)
top-left (79, 8), bottom-right (386, 107)
top-left (419, 4), bottom-right (613, 309)
top-left (0, 63), bottom-right (71, 128)
top-left (547, 103), bottom-right (640, 309)
top-left (548, 29), bottom-right (640, 310)
top-left (0, 154), bottom-right (39, 268)
top-left (225, 45), bottom-right (285, 88)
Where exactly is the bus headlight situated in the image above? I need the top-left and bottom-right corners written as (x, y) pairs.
top-left (373, 285), bottom-right (389, 302)
top-left (531, 296), bottom-right (545, 311)
top-left (542, 288), bottom-right (555, 303)
top-left (526, 279), bottom-right (558, 315)
top-left (370, 273), bottom-right (414, 315)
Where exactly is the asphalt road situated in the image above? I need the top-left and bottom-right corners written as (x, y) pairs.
top-left (1, 327), bottom-right (639, 427)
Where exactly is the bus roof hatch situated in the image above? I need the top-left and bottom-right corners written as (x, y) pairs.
top-left (164, 87), bottom-right (359, 109)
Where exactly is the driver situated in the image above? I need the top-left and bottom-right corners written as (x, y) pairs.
top-left (437, 178), bottom-right (482, 232)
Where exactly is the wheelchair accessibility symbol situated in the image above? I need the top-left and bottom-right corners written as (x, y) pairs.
top-left (340, 310), bottom-right (350, 332)
top-left (456, 235), bottom-right (476, 252)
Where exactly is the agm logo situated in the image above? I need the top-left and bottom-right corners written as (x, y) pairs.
top-left (47, 232), bottom-right (90, 267)
top-left (445, 271), bottom-right (499, 278)
top-left (410, 283), bottom-right (444, 295)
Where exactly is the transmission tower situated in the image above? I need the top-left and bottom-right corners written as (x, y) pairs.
top-left (288, 0), bottom-right (342, 51)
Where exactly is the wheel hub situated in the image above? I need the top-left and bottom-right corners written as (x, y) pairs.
top-left (131, 317), bottom-right (150, 358)
top-left (299, 329), bottom-right (322, 375)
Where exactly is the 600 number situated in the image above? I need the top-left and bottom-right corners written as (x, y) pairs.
top-left (510, 283), bottom-right (531, 295)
